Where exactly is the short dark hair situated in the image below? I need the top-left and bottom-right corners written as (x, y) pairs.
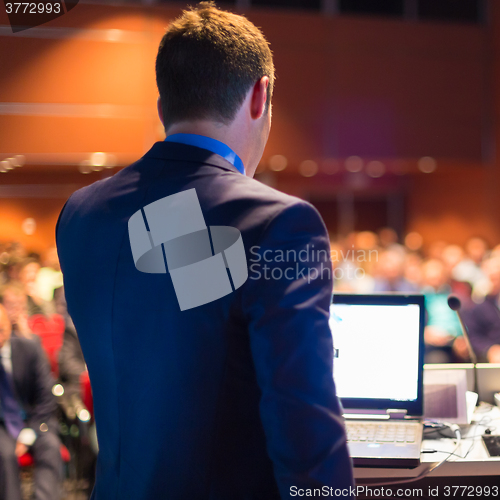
top-left (156, 2), bottom-right (274, 130)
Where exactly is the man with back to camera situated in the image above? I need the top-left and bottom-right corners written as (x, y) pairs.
top-left (56, 2), bottom-right (354, 499)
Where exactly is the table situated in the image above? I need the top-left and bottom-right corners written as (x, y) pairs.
top-left (353, 404), bottom-right (500, 499)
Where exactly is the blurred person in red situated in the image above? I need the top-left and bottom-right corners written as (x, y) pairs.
top-left (0, 304), bottom-right (62, 500)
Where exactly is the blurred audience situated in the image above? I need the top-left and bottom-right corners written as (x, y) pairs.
top-left (2, 232), bottom-right (500, 366)
top-left (373, 249), bottom-right (418, 293)
top-left (0, 228), bottom-right (499, 497)
top-left (0, 303), bottom-right (62, 500)
top-left (462, 257), bottom-right (500, 363)
top-left (328, 229), bottom-right (500, 364)
top-left (1, 243), bottom-right (97, 496)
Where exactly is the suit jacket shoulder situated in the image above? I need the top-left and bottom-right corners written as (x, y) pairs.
top-left (58, 142), bottom-right (317, 233)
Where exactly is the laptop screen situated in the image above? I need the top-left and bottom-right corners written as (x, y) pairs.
top-left (330, 294), bottom-right (425, 415)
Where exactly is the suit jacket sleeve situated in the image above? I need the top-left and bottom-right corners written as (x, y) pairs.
top-left (241, 201), bottom-right (354, 498)
top-left (55, 198), bottom-right (69, 242)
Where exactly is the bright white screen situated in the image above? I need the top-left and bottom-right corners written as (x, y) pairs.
top-left (330, 303), bottom-right (421, 401)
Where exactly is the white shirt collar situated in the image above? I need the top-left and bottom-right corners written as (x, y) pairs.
top-left (0, 339), bottom-right (12, 375)
top-left (1, 339), bottom-right (11, 359)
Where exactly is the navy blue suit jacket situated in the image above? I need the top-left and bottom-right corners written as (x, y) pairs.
top-left (56, 142), bottom-right (354, 500)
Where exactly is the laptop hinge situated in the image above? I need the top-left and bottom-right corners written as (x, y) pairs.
top-left (387, 409), bottom-right (407, 420)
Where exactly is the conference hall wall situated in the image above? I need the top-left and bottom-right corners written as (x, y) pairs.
top-left (0, 2), bottom-right (494, 252)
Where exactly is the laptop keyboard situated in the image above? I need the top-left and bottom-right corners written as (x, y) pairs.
top-left (345, 421), bottom-right (420, 444)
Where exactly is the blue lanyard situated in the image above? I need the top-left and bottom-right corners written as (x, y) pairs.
top-left (165, 133), bottom-right (245, 175)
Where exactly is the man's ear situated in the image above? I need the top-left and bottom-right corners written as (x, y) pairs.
top-left (157, 97), bottom-right (164, 126)
top-left (250, 76), bottom-right (270, 120)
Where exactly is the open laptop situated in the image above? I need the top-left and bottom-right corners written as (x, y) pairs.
top-left (330, 293), bottom-right (425, 467)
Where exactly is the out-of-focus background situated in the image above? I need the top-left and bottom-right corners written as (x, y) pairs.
top-left (2, 0), bottom-right (500, 498)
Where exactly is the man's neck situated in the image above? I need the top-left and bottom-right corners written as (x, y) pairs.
top-left (165, 120), bottom-right (251, 174)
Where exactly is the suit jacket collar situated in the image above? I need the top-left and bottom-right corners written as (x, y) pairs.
top-left (143, 141), bottom-right (243, 176)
